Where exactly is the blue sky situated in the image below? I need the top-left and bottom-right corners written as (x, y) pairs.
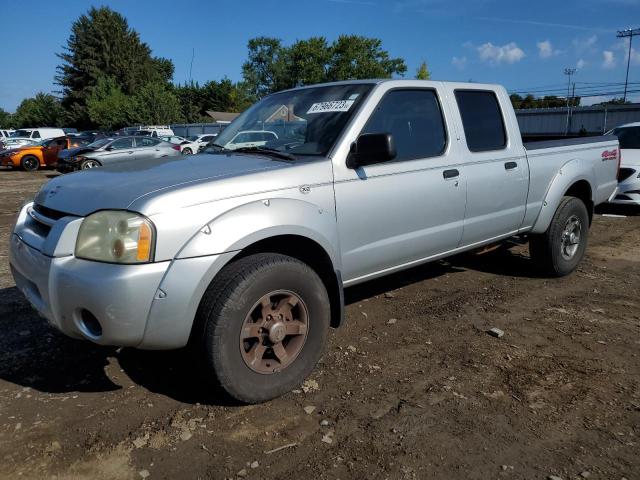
top-left (1, 0), bottom-right (639, 111)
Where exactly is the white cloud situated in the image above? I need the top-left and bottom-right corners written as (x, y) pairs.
top-left (572, 35), bottom-right (598, 53)
top-left (602, 50), bottom-right (616, 69)
top-left (452, 56), bottom-right (467, 70)
top-left (614, 38), bottom-right (640, 66)
top-left (576, 58), bottom-right (587, 69)
top-left (537, 40), bottom-right (559, 59)
top-left (476, 42), bottom-right (525, 64)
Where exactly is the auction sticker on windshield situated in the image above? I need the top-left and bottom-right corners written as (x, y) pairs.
top-left (307, 100), bottom-right (355, 114)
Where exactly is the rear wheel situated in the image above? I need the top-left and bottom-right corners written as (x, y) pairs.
top-left (529, 196), bottom-right (589, 277)
top-left (182, 148), bottom-right (193, 155)
top-left (20, 155), bottom-right (39, 172)
top-left (80, 159), bottom-right (101, 169)
top-left (195, 253), bottom-right (330, 403)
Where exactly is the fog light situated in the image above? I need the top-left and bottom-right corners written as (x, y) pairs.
top-left (80, 309), bottom-right (102, 338)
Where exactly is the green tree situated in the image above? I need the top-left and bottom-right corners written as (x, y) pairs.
top-left (596, 97), bottom-right (631, 105)
top-left (242, 35), bottom-right (407, 97)
top-left (0, 108), bottom-right (13, 129)
top-left (56, 6), bottom-right (175, 127)
top-left (12, 93), bottom-right (64, 128)
top-left (415, 61), bottom-right (431, 80)
top-left (86, 76), bottom-right (133, 130)
top-left (326, 35), bottom-right (406, 82)
top-left (132, 82), bottom-right (181, 125)
top-left (242, 37), bottom-right (288, 98)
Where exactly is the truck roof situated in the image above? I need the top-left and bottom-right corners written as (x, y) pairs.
top-left (276, 78), bottom-right (503, 94)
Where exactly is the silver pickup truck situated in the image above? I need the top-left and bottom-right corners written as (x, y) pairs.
top-left (9, 80), bottom-right (619, 403)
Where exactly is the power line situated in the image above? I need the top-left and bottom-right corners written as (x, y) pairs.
top-left (617, 28), bottom-right (640, 102)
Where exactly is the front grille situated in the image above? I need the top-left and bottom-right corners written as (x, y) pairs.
top-left (618, 167), bottom-right (636, 182)
top-left (33, 203), bottom-right (72, 221)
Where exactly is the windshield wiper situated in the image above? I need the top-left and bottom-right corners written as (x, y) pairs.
top-left (232, 146), bottom-right (296, 161)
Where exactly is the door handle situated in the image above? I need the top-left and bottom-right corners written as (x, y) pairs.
top-left (505, 161), bottom-right (517, 170)
top-left (443, 169), bottom-right (459, 179)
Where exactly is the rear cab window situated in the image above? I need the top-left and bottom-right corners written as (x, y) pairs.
top-left (454, 90), bottom-right (507, 152)
top-left (362, 88), bottom-right (447, 162)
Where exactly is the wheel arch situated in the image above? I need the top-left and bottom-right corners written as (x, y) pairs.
top-left (530, 158), bottom-right (595, 234)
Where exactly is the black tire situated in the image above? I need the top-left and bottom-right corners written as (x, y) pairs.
top-left (529, 196), bottom-right (589, 277)
top-left (195, 253), bottom-right (330, 403)
top-left (80, 159), bottom-right (101, 170)
top-left (182, 148), bottom-right (193, 155)
top-left (20, 155), bottom-right (39, 172)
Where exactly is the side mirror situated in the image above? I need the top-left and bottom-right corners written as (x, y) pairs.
top-left (346, 133), bottom-right (396, 169)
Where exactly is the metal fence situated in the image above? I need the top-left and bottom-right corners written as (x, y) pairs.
top-left (170, 123), bottom-right (227, 138)
top-left (515, 103), bottom-right (640, 136)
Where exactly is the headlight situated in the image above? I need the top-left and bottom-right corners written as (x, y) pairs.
top-left (75, 211), bottom-right (155, 264)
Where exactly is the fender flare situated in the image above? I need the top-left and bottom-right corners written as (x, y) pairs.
top-left (175, 197), bottom-right (340, 268)
top-left (530, 157), bottom-right (595, 234)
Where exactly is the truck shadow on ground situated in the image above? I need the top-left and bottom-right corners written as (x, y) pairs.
top-left (0, 247), bottom-right (538, 405)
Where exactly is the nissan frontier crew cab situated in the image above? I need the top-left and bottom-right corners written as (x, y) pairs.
top-left (9, 80), bottom-right (619, 403)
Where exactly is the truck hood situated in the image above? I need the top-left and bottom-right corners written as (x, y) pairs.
top-left (35, 153), bottom-right (293, 216)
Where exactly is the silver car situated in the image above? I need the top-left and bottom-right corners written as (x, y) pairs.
top-left (56, 136), bottom-right (181, 172)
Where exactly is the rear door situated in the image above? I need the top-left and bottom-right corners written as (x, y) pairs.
top-left (333, 86), bottom-right (467, 284)
top-left (134, 137), bottom-right (163, 159)
top-left (446, 87), bottom-right (529, 246)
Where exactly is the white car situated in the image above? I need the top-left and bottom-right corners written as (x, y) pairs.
top-left (158, 135), bottom-right (200, 155)
top-left (606, 122), bottom-right (640, 206)
top-left (0, 137), bottom-right (40, 150)
top-left (10, 128), bottom-right (66, 141)
top-left (187, 134), bottom-right (218, 152)
top-left (224, 130), bottom-right (278, 150)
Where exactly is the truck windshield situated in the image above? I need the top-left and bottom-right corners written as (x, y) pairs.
top-left (209, 84), bottom-right (373, 157)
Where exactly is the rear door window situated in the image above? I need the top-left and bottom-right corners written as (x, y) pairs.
top-left (136, 137), bottom-right (160, 147)
top-left (32, 131), bottom-right (41, 138)
top-left (455, 90), bottom-right (507, 152)
top-left (362, 89), bottom-right (447, 161)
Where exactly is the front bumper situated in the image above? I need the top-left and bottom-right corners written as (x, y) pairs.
top-left (1, 156), bottom-right (18, 167)
top-left (56, 160), bottom-right (79, 173)
top-left (10, 233), bottom-right (169, 345)
top-left (609, 165), bottom-right (640, 206)
top-left (9, 203), bottom-right (234, 349)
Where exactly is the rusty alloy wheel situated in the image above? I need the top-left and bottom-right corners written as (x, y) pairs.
top-left (240, 290), bottom-right (309, 374)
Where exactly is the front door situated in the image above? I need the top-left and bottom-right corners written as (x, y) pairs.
top-left (333, 87), bottom-right (467, 284)
top-left (103, 137), bottom-right (135, 164)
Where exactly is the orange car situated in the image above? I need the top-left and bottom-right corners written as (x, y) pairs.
top-left (0, 136), bottom-right (75, 171)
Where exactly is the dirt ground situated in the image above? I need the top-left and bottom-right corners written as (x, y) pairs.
top-left (0, 170), bottom-right (638, 480)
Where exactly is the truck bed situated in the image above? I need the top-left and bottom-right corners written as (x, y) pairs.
top-left (523, 135), bottom-right (612, 151)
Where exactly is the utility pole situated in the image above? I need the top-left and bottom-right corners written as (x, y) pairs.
top-left (564, 68), bottom-right (576, 136)
top-left (617, 28), bottom-right (640, 103)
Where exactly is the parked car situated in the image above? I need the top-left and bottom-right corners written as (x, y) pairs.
top-left (1, 129), bottom-right (15, 139)
top-left (187, 134), bottom-right (219, 152)
top-left (9, 128), bottom-right (66, 141)
top-left (9, 80), bottom-right (619, 403)
top-left (0, 137), bottom-right (40, 150)
top-left (222, 130), bottom-right (279, 150)
top-left (158, 135), bottom-right (200, 155)
top-left (606, 122), bottom-right (640, 206)
top-left (56, 136), bottom-right (181, 172)
top-left (0, 136), bottom-right (72, 171)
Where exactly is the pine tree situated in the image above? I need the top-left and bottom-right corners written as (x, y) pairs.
top-left (56, 6), bottom-right (174, 128)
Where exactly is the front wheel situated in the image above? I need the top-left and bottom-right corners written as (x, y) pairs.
top-left (529, 196), bottom-right (589, 277)
top-left (195, 253), bottom-right (330, 403)
top-left (20, 155), bottom-right (40, 172)
top-left (182, 148), bottom-right (193, 155)
top-left (80, 159), bottom-right (101, 170)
